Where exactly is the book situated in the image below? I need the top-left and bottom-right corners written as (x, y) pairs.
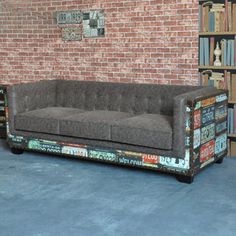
top-left (228, 108), bottom-right (231, 133)
top-left (201, 71), bottom-right (210, 86)
top-left (210, 37), bottom-right (215, 66)
top-left (221, 39), bottom-right (227, 66)
top-left (231, 39), bottom-right (235, 66)
top-left (235, 36), bottom-right (236, 66)
top-left (232, 2), bottom-right (236, 32)
top-left (234, 104), bottom-right (236, 134)
top-left (227, 39), bottom-right (231, 66)
top-left (203, 1), bottom-right (214, 31)
top-left (230, 108), bottom-right (234, 134)
top-left (230, 141), bottom-right (236, 157)
top-left (200, 37), bottom-right (204, 65)
top-left (204, 37), bottom-right (210, 65)
top-left (225, 0), bottom-right (229, 31)
top-left (209, 11), bottom-right (215, 32)
top-left (227, 71), bottom-right (231, 99)
top-left (215, 11), bottom-right (220, 32)
top-left (204, 4), bottom-right (210, 31)
top-left (228, 1), bottom-right (232, 32)
top-left (209, 72), bottom-right (225, 89)
top-left (199, 4), bottom-right (202, 31)
top-left (231, 74), bottom-right (236, 101)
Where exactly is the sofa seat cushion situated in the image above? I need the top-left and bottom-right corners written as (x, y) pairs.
top-left (111, 114), bottom-right (173, 150)
top-left (15, 107), bottom-right (85, 134)
top-left (59, 110), bottom-right (134, 140)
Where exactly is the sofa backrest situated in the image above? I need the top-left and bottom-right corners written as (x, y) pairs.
top-left (56, 80), bottom-right (202, 115)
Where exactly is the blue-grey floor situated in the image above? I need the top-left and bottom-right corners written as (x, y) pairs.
top-left (0, 140), bottom-right (236, 236)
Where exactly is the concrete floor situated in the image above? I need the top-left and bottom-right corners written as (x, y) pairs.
top-left (0, 140), bottom-right (236, 236)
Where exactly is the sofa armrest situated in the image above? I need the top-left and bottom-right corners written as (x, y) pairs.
top-left (7, 80), bottom-right (57, 132)
top-left (173, 87), bottom-right (227, 158)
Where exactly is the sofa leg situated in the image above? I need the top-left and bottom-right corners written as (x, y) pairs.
top-left (11, 147), bottom-right (24, 155)
top-left (215, 157), bottom-right (224, 164)
top-left (176, 175), bottom-right (194, 184)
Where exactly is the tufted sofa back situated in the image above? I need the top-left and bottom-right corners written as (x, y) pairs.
top-left (56, 80), bottom-right (201, 116)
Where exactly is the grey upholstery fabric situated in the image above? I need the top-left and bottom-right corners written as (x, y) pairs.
top-left (15, 107), bottom-right (85, 134)
top-left (111, 114), bottom-right (173, 150)
top-left (59, 110), bottom-right (134, 140)
top-left (10, 80), bottom-right (57, 114)
top-left (56, 80), bottom-right (201, 115)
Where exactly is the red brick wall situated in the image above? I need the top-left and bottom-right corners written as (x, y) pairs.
top-left (0, 0), bottom-right (199, 85)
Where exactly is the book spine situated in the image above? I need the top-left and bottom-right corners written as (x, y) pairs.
top-left (223, 39), bottom-right (227, 66)
top-left (234, 104), bottom-right (236, 134)
top-left (204, 37), bottom-right (210, 66)
top-left (215, 11), bottom-right (220, 32)
top-left (225, 0), bottom-right (229, 31)
top-left (233, 3), bottom-right (236, 32)
top-left (231, 108), bottom-right (234, 134)
top-left (209, 11), bottom-right (214, 32)
top-left (203, 73), bottom-right (209, 86)
top-left (235, 36), bottom-right (236, 66)
top-left (200, 37), bottom-right (204, 66)
top-left (224, 70), bottom-right (228, 90)
top-left (204, 5), bottom-right (210, 32)
top-left (228, 108), bottom-right (230, 133)
top-left (227, 71), bottom-right (231, 100)
top-left (229, 1), bottom-right (232, 31)
top-left (199, 4), bottom-right (202, 32)
top-left (231, 39), bottom-right (235, 66)
top-left (210, 37), bottom-right (215, 66)
top-left (227, 39), bottom-right (231, 66)
top-left (202, 4), bottom-right (205, 32)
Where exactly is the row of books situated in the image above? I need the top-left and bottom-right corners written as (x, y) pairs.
top-left (199, 37), bottom-right (236, 66)
top-left (200, 71), bottom-right (236, 100)
top-left (228, 106), bottom-right (236, 134)
top-left (199, 1), bottom-right (236, 32)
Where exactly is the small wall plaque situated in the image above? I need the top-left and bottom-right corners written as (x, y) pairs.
top-left (57, 10), bottom-right (83, 24)
top-left (62, 28), bottom-right (82, 41)
top-left (83, 10), bottom-right (105, 38)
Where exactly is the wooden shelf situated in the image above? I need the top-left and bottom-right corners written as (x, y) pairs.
top-left (199, 66), bottom-right (236, 70)
top-left (229, 100), bottom-right (236, 104)
top-left (199, 32), bottom-right (236, 36)
top-left (228, 134), bottom-right (236, 138)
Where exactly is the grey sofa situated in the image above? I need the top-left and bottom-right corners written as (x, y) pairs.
top-left (6, 80), bottom-right (228, 183)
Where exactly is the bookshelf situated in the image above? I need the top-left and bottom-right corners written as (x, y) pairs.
top-left (199, 0), bottom-right (236, 156)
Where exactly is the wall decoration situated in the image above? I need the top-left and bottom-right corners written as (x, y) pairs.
top-left (56, 10), bottom-right (83, 25)
top-left (56, 9), bottom-right (105, 41)
top-left (83, 10), bottom-right (105, 38)
top-left (62, 28), bottom-right (82, 41)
